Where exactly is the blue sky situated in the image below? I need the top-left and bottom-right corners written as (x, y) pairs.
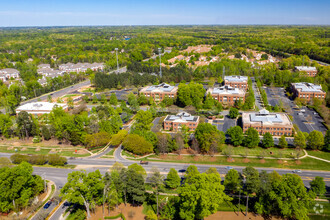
top-left (0, 0), bottom-right (329, 26)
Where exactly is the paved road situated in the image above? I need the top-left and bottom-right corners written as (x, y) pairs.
top-left (250, 77), bottom-right (263, 109)
top-left (2, 152), bottom-right (328, 187)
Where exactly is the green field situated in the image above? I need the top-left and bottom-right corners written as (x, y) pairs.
top-left (146, 155), bottom-right (330, 171)
top-left (307, 151), bottom-right (330, 161)
top-left (221, 146), bottom-right (300, 158)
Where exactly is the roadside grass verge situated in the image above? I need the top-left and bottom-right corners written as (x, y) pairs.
top-left (145, 155), bottom-right (330, 171)
top-left (101, 149), bottom-right (115, 158)
top-left (0, 146), bottom-right (91, 157)
top-left (307, 150), bottom-right (330, 161)
top-left (221, 146), bottom-right (298, 158)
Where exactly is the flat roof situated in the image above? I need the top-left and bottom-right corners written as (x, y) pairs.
top-left (292, 82), bottom-right (324, 93)
top-left (207, 85), bottom-right (245, 95)
top-left (224, 75), bottom-right (248, 83)
top-left (242, 109), bottom-right (292, 126)
top-left (16, 102), bottom-right (68, 113)
top-left (140, 83), bottom-right (178, 93)
top-left (295, 66), bottom-right (317, 71)
top-left (164, 112), bottom-right (199, 123)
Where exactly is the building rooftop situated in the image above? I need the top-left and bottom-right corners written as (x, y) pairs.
top-left (295, 66), bottom-right (317, 71)
top-left (164, 112), bottom-right (199, 123)
top-left (242, 109), bottom-right (292, 126)
top-left (141, 83), bottom-right (178, 93)
top-left (0, 68), bottom-right (20, 74)
top-left (292, 82), bottom-right (324, 93)
top-left (224, 75), bottom-right (248, 83)
top-left (16, 102), bottom-right (68, 114)
top-left (207, 85), bottom-right (245, 95)
top-left (38, 64), bottom-right (51, 69)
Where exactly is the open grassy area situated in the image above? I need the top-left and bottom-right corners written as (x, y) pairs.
top-left (0, 146), bottom-right (51, 154)
top-left (146, 155), bottom-right (330, 171)
top-left (0, 146), bottom-right (91, 157)
top-left (221, 146), bottom-right (299, 158)
top-left (307, 151), bottom-right (330, 161)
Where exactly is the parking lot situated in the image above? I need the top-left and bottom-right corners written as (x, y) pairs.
top-left (211, 116), bottom-right (236, 133)
top-left (265, 87), bottom-right (327, 134)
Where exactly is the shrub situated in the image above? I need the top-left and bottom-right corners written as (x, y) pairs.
top-left (84, 131), bottom-right (111, 149)
top-left (110, 130), bottom-right (128, 146)
top-left (28, 155), bottom-right (47, 165)
top-left (41, 126), bottom-right (51, 140)
top-left (48, 154), bottom-right (67, 166)
top-left (122, 134), bottom-right (153, 155)
top-left (10, 154), bottom-right (29, 164)
top-left (33, 136), bottom-right (42, 143)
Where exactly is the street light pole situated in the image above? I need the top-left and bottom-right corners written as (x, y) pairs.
top-left (115, 48), bottom-right (119, 73)
top-left (158, 48), bottom-right (162, 78)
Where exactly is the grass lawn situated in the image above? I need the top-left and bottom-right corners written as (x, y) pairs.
top-left (101, 149), bottom-right (115, 158)
top-left (308, 201), bottom-right (330, 219)
top-left (90, 146), bottom-right (106, 154)
top-left (58, 151), bottom-right (91, 157)
top-left (307, 150), bottom-right (330, 161)
top-left (0, 146), bottom-right (51, 154)
top-left (221, 146), bottom-right (299, 158)
top-left (146, 155), bottom-right (330, 171)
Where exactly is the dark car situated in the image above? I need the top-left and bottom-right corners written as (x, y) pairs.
top-left (44, 201), bottom-right (52, 209)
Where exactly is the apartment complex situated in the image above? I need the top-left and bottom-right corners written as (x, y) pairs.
top-left (206, 85), bottom-right (245, 105)
top-left (224, 75), bottom-right (248, 91)
top-left (59, 62), bottom-right (104, 73)
top-left (0, 68), bottom-right (20, 82)
top-left (295, 66), bottom-right (317, 77)
top-left (291, 82), bottom-right (326, 101)
top-left (163, 112), bottom-right (200, 132)
top-left (242, 109), bottom-right (293, 136)
top-left (139, 83), bottom-right (178, 102)
top-left (16, 102), bottom-right (68, 116)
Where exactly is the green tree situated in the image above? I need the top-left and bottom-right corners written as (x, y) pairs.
top-left (244, 127), bottom-right (260, 148)
top-left (149, 167), bottom-right (164, 215)
top-left (294, 131), bottom-right (306, 149)
top-left (126, 168), bottom-right (145, 205)
top-left (178, 172), bottom-right (231, 219)
top-left (255, 172), bottom-right (314, 220)
top-left (226, 126), bottom-right (244, 146)
top-left (109, 93), bottom-right (118, 106)
top-left (242, 166), bottom-right (260, 194)
top-left (123, 134), bottom-right (153, 155)
top-left (278, 135), bottom-right (288, 148)
top-left (224, 169), bottom-right (242, 193)
top-left (184, 165), bottom-right (200, 183)
top-left (166, 168), bottom-right (181, 189)
top-left (262, 132), bottom-right (274, 148)
top-left (41, 126), bottom-right (51, 140)
top-left (307, 130), bottom-right (324, 150)
top-left (325, 130), bottom-right (330, 151)
top-left (16, 111), bottom-right (33, 140)
top-left (310, 176), bottom-right (326, 196)
top-left (195, 123), bottom-right (224, 153)
top-left (0, 162), bottom-right (44, 213)
top-left (127, 163), bottom-right (147, 180)
top-left (229, 107), bottom-right (239, 119)
top-left (127, 93), bottom-right (139, 112)
top-left (60, 170), bottom-right (104, 218)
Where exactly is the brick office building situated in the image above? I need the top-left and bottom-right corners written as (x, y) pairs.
top-left (295, 66), bottom-right (318, 77)
top-left (242, 109), bottom-right (293, 136)
top-left (224, 75), bottom-right (248, 91)
top-left (291, 82), bottom-right (326, 101)
top-left (163, 112), bottom-right (200, 132)
top-left (206, 85), bottom-right (245, 106)
top-left (140, 83), bottom-right (178, 102)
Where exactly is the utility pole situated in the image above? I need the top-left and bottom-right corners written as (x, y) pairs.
top-left (238, 189), bottom-right (241, 216)
top-left (115, 48), bottom-right (119, 73)
top-left (158, 48), bottom-right (162, 78)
